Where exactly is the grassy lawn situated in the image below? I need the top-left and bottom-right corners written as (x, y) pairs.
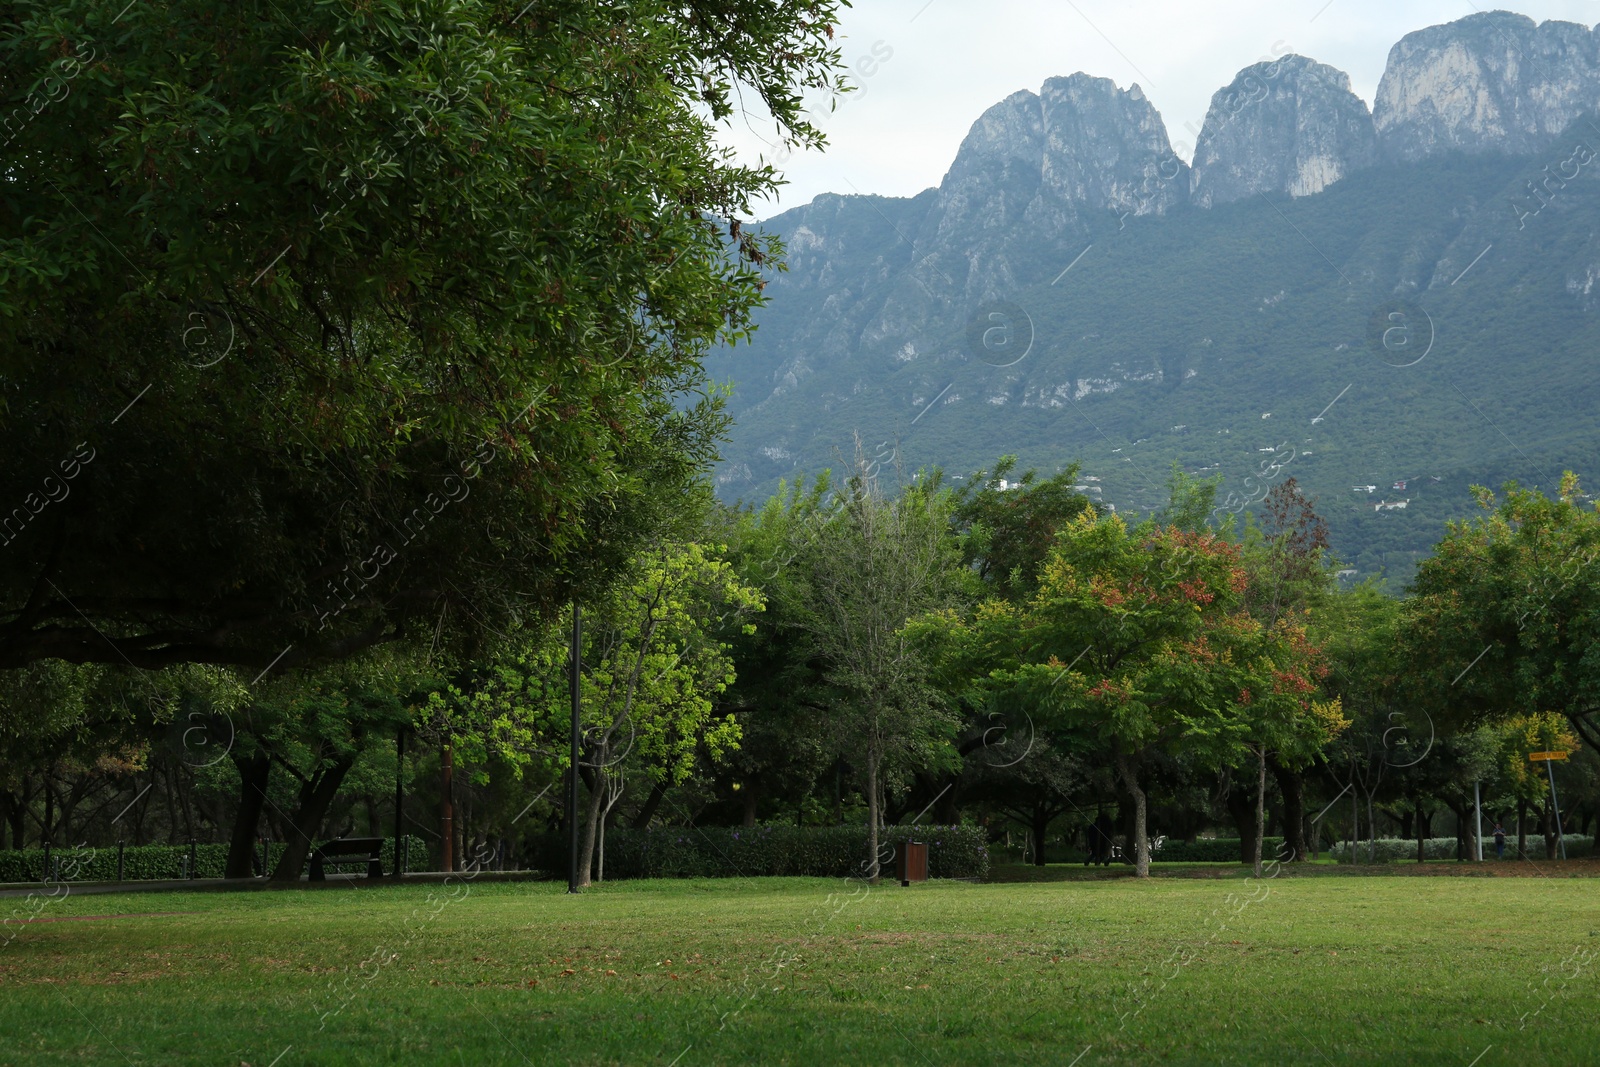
top-left (1, 870), bottom-right (1597, 1065)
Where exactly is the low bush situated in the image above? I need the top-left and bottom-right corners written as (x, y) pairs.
top-left (1005, 837), bottom-right (1288, 865)
top-left (527, 824), bottom-right (990, 880)
top-left (0, 836), bottom-right (429, 884)
top-left (1152, 837), bottom-right (1287, 863)
top-left (1328, 835), bottom-right (1593, 863)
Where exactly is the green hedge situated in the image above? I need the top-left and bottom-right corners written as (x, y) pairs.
top-left (0, 836), bottom-right (429, 883)
top-left (529, 825), bottom-right (990, 880)
top-left (1329, 835), bottom-right (1593, 863)
top-left (1154, 837), bottom-right (1287, 863)
top-left (1018, 837), bottom-right (1288, 864)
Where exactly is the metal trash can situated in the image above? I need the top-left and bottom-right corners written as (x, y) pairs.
top-left (897, 841), bottom-right (928, 885)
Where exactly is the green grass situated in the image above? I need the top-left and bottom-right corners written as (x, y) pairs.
top-left (2, 872), bottom-right (1597, 1065)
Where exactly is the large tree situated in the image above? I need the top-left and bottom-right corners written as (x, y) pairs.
top-left (0, 0), bottom-right (845, 672)
top-left (789, 466), bottom-right (964, 880)
top-left (566, 539), bottom-right (761, 886)
top-left (918, 512), bottom-right (1342, 878)
top-left (1405, 476), bottom-right (1600, 746)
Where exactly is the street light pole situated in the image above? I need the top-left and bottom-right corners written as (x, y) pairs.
top-left (394, 726), bottom-right (406, 878)
top-left (1546, 758), bottom-right (1568, 861)
top-left (568, 602), bottom-right (582, 894)
top-left (1473, 780), bottom-right (1483, 862)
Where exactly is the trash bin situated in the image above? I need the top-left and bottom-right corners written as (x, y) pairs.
top-left (897, 841), bottom-right (928, 884)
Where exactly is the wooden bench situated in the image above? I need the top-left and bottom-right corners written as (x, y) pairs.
top-left (309, 837), bottom-right (386, 881)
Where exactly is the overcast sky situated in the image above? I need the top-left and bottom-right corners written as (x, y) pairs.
top-left (721, 1), bottom-right (1600, 220)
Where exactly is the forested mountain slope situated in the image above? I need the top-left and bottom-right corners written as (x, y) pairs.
top-left (706, 12), bottom-right (1600, 584)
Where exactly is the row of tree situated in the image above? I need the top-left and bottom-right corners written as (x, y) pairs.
top-left (9, 449), bottom-right (1598, 884)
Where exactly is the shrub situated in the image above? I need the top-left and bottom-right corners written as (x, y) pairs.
top-left (1328, 835), bottom-right (1592, 863)
top-left (1151, 837), bottom-right (1287, 863)
top-left (0, 836), bottom-right (429, 884)
top-left (526, 824), bottom-right (990, 881)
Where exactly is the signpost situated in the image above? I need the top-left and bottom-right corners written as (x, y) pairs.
top-left (1530, 751), bottom-right (1570, 860)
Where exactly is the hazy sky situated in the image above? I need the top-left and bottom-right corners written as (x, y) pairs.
top-left (721, 1), bottom-right (1600, 219)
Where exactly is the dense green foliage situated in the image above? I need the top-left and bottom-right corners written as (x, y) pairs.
top-left (0, 836), bottom-right (426, 883)
top-left (0, 0), bottom-right (845, 670)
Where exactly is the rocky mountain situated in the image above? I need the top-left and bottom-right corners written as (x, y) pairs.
top-left (1189, 56), bottom-right (1378, 207)
top-left (704, 13), bottom-right (1600, 585)
top-left (1375, 12), bottom-right (1600, 161)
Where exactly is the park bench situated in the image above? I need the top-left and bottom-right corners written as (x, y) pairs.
top-left (308, 837), bottom-right (386, 881)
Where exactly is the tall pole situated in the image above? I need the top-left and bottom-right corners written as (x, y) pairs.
top-left (441, 740), bottom-right (454, 873)
top-left (1546, 759), bottom-right (1568, 860)
top-left (568, 602), bottom-right (582, 893)
top-left (1473, 780), bottom-right (1483, 862)
top-left (394, 727), bottom-right (406, 877)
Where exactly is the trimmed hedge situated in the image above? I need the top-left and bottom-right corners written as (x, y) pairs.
top-left (1027, 837), bottom-right (1288, 865)
top-left (1329, 835), bottom-right (1593, 863)
top-left (1152, 837), bottom-right (1287, 863)
top-left (0, 836), bottom-right (429, 883)
top-left (528, 824), bottom-right (990, 880)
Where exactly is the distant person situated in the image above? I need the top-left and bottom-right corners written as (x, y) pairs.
top-left (1493, 822), bottom-right (1506, 859)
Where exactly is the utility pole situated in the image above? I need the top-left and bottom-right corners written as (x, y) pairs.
top-left (568, 602), bottom-right (582, 894)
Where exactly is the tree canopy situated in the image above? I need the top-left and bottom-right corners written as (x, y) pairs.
top-left (0, 0), bottom-right (846, 671)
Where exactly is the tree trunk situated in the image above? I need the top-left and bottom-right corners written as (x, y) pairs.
top-left (1271, 760), bottom-right (1305, 862)
top-left (864, 740), bottom-right (882, 882)
top-left (1114, 748), bottom-right (1149, 878)
top-left (741, 785), bottom-right (758, 828)
top-left (1225, 774), bottom-right (1258, 866)
top-left (1543, 803), bottom-right (1557, 860)
top-left (1349, 781), bottom-right (1359, 863)
top-left (576, 762), bottom-right (606, 889)
top-left (631, 780), bottom-right (668, 829)
top-left (1031, 803), bottom-right (1050, 868)
top-left (225, 753), bottom-right (272, 878)
top-left (1367, 795), bottom-right (1378, 864)
top-left (269, 755), bottom-right (356, 882)
top-left (1416, 800), bottom-right (1427, 863)
top-left (1252, 748), bottom-right (1267, 878)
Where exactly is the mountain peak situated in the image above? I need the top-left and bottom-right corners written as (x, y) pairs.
top-left (1190, 54), bottom-right (1377, 208)
top-left (1374, 14), bottom-right (1600, 161)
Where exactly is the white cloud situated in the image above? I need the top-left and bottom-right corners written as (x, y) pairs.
top-left (720, 0), bottom-right (1600, 219)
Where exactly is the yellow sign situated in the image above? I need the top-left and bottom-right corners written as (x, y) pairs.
top-left (1529, 751), bottom-right (1570, 762)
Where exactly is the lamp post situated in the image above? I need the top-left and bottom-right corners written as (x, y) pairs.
top-left (394, 725), bottom-right (406, 877)
top-left (1473, 780), bottom-right (1483, 862)
top-left (568, 602), bottom-right (582, 894)
top-left (1530, 751), bottom-right (1570, 861)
